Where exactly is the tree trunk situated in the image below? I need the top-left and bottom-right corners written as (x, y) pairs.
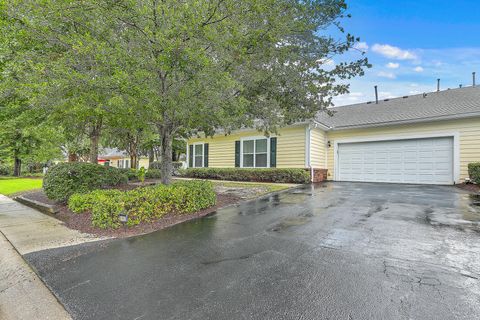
top-left (13, 156), bottom-right (21, 177)
top-left (148, 148), bottom-right (154, 164)
top-left (130, 154), bottom-right (138, 169)
top-left (89, 133), bottom-right (99, 164)
top-left (89, 121), bottom-right (102, 164)
top-left (68, 151), bottom-right (78, 162)
top-left (159, 126), bottom-right (173, 184)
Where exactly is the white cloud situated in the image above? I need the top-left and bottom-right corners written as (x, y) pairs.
top-left (379, 91), bottom-right (395, 99)
top-left (377, 71), bottom-right (396, 79)
top-left (386, 62), bottom-right (400, 69)
top-left (354, 42), bottom-right (369, 51)
top-left (332, 92), bottom-right (365, 106)
top-left (317, 58), bottom-right (335, 67)
top-left (413, 66), bottom-right (424, 72)
top-left (372, 44), bottom-right (417, 60)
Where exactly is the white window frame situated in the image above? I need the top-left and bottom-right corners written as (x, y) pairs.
top-left (191, 142), bottom-right (205, 168)
top-left (240, 136), bottom-right (270, 168)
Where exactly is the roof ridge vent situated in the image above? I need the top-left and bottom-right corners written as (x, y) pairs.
top-left (384, 98), bottom-right (390, 101)
top-left (366, 101), bottom-right (372, 104)
top-left (402, 96), bottom-right (408, 99)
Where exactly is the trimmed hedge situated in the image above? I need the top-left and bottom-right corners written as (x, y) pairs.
top-left (68, 180), bottom-right (216, 229)
top-left (145, 169), bottom-right (162, 179)
top-left (119, 168), bottom-right (139, 181)
top-left (468, 163), bottom-right (480, 184)
top-left (179, 168), bottom-right (310, 184)
top-left (43, 162), bottom-right (128, 202)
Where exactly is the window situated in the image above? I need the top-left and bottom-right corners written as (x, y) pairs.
top-left (242, 138), bottom-right (268, 168)
top-left (194, 144), bottom-right (204, 167)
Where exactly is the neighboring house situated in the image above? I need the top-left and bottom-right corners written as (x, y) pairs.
top-left (98, 148), bottom-right (150, 169)
top-left (187, 86), bottom-right (480, 185)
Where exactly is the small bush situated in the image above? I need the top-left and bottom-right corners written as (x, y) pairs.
top-left (119, 168), bottom-right (138, 181)
top-left (179, 168), bottom-right (310, 184)
top-left (43, 162), bottom-right (128, 202)
top-left (468, 163), bottom-right (480, 184)
top-left (148, 161), bottom-right (183, 174)
top-left (145, 169), bottom-right (161, 179)
top-left (0, 164), bottom-right (11, 176)
top-left (67, 180), bottom-right (216, 229)
top-left (138, 167), bottom-right (146, 183)
top-left (149, 161), bottom-right (161, 170)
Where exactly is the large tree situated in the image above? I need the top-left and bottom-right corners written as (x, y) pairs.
top-left (0, 2), bottom-right (62, 175)
top-left (5, 0), bottom-right (369, 183)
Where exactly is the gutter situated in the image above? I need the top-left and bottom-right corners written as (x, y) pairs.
top-left (305, 123), bottom-right (313, 182)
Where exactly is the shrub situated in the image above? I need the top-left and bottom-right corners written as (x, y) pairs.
top-left (149, 161), bottom-right (161, 170)
top-left (138, 167), bottom-right (146, 183)
top-left (0, 164), bottom-right (11, 176)
top-left (468, 163), bottom-right (480, 184)
top-left (179, 168), bottom-right (310, 184)
top-left (67, 180), bottom-right (216, 229)
top-left (145, 169), bottom-right (161, 179)
top-left (43, 162), bottom-right (128, 202)
top-left (119, 168), bottom-right (138, 181)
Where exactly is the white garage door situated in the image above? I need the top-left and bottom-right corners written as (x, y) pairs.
top-left (337, 137), bottom-right (454, 185)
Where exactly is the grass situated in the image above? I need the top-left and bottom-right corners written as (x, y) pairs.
top-left (0, 177), bottom-right (43, 196)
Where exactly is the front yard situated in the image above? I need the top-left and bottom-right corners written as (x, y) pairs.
top-left (18, 178), bottom-right (296, 238)
top-left (0, 177), bottom-right (43, 196)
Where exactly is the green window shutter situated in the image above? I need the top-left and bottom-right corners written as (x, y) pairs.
top-left (204, 143), bottom-right (209, 167)
top-left (189, 145), bottom-right (193, 167)
top-left (270, 137), bottom-right (277, 168)
top-left (235, 141), bottom-right (240, 167)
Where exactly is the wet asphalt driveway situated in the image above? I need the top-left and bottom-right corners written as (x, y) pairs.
top-left (26, 182), bottom-right (480, 320)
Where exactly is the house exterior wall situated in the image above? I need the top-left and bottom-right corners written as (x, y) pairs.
top-left (310, 127), bottom-right (327, 168)
top-left (106, 157), bottom-right (150, 169)
top-left (324, 117), bottom-right (480, 182)
top-left (187, 124), bottom-right (307, 168)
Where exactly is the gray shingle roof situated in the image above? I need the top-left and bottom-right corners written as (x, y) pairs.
top-left (316, 86), bottom-right (480, 130)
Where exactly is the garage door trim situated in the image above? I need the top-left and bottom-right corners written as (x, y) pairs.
top-left (333, 131), bottom-right (460, 184)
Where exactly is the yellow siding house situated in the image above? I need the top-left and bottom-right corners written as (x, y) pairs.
top-left (187, 86), bottom-right (480, 185)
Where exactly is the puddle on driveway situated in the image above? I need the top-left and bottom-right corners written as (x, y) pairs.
top-left (269, 216), bottom-right (310, 232)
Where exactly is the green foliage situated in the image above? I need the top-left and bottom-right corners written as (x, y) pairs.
top-left (119, 168), bottom-right (138, 181)
top-left (3, 0), bottom-right (369, 183)
top-left (145, 169), bottom-right (162, 179)
top-left (468, 163), bottom-right (480, 184)
top-left (149, 161), bottom-right (161, 170)
top-left (0, 164), bottom-right (11, 176)
top-left (138, 167), bottom-right (146, 183)
top-left (179, 168), bottom-right (310, 184)
top-left (67, 180), bottom-right (216, 229)
top-left (43, 162), bottom-right (128, 202)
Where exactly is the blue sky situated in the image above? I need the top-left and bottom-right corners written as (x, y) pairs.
top-left (330, 0), bottom-right (480, 106)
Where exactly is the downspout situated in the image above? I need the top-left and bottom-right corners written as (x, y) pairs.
top-left (185, 143), bottom-right (189, 169)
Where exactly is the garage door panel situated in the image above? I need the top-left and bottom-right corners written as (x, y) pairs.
top-left (337, 137), bottom-right (453, 185)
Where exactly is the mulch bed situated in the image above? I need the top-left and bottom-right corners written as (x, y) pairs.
top-left (456, 183), bottom-right (480, 194)
top-left (19, 188), bottom-right (241, 238)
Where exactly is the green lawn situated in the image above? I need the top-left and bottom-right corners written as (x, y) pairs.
top-left (0, 177), bottom-right (43, 196)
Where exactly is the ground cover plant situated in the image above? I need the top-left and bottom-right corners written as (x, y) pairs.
top-left (68, 180), bottom-right (216, 229)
